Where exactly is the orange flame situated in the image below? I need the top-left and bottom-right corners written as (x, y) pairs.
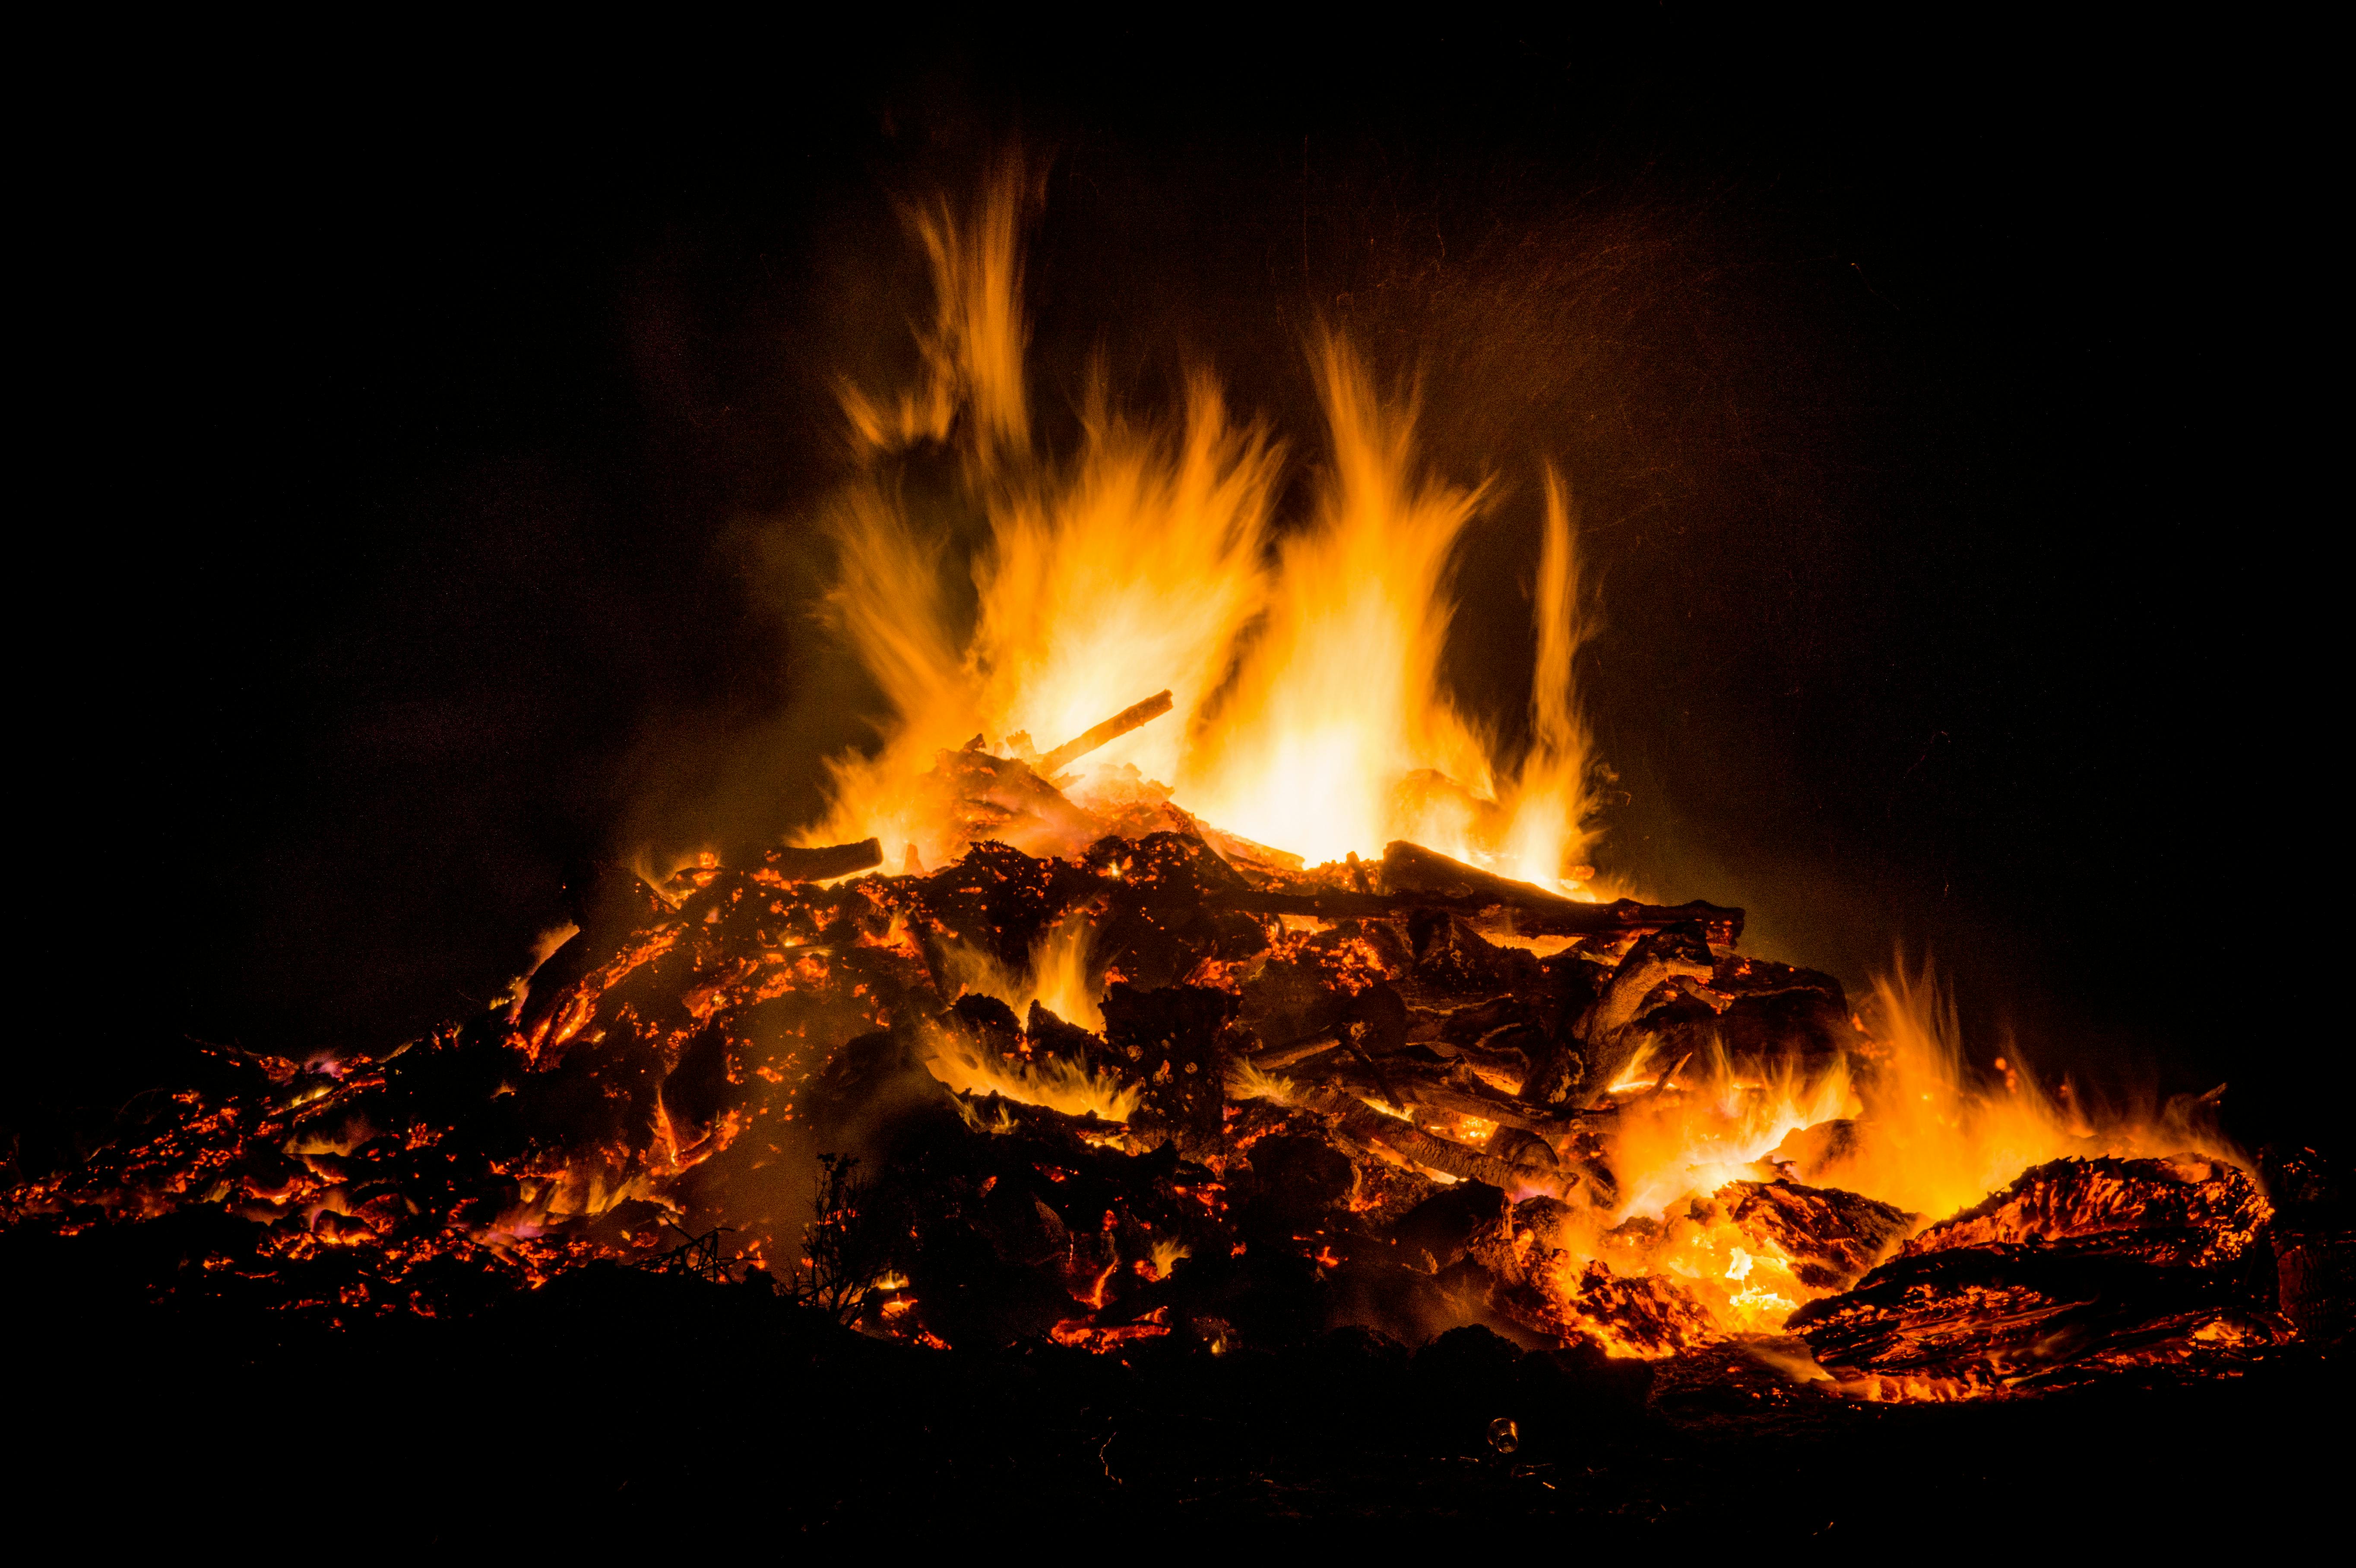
top-left (800, 167), bottom-right (1601, 893)
top-left (1538, 962), bottom-right (2245, 1344)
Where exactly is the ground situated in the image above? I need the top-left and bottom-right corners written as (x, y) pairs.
top-left (12, 1241), bottom-right (2335, 1552)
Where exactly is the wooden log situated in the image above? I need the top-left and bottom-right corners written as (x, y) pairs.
top-left (1208, 882), bottom-right (1741, 942)
top-left (1293, 1085), bottom-right (1577, 1198)
top-left (1302, 1055), bottom-right (1594, 1143)
top-left (1036, 689), bottom-right (1175, 776)
top-left (763, 839), bottom-right (884, 882)
top-left (1251, 1034), bottom-right (1351, 1072)
top-left (1579, 926), bottom-right (1716, 1041)
top-left (1380, 841), bottom-right (1743, 942)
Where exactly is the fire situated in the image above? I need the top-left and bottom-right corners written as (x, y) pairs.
top-left (938, 910), bottom-right (1103, 1031)
top-left (801, 164), bottom-right (1601, 895)
top-left (1525, 962), bottom-right (2246, 1342)
top-left (6, 162), bottom-right (2292, 1410)
top-left (922, 1017), bottom-right (1143, 1125)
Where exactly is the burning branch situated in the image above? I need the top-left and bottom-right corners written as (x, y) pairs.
top-left (1034, 689), bottom-right (1175, 778)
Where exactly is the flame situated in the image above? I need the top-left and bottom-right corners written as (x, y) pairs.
top-left (1605, 1040), bottom-right (1856, 1222)
top-left (1531, 961), bottom-right (2244, 1344)
top-left (918, 973), bottom-right (1143, 1125)
top-left (939, 912), bottom-right (1104, 1032)
top-left (799, 166), bottom-right (1601, 892)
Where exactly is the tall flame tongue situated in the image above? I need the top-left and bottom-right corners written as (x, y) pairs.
top-left (802, 167), bottom-right (1599, 894)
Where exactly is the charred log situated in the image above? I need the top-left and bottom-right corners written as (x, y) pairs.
top-left (763, 838), bottom-right (886, 882)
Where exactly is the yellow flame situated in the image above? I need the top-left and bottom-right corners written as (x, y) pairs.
top-left (921, 1022), bottom-right (1142, 1123)
top-left (799, 170), bottom-right (1601, 891)
top-left (1227, 1060), bottom-right (1298, 1103)
top-left (1606, 1040), bottom-right (1855, 1221)
top-left (1531, 961), bottom-right (2243, 1343)
top-left (939, 913), bottom-right (1103, 1032)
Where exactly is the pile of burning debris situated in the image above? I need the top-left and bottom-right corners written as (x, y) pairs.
top-left (3, 704), bottom-right (2324, 1402)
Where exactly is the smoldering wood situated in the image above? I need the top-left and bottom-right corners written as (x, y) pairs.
top-left (1036, 689), bottom-right (1175, 777)
top-left (1378, 1068), bottom-right (1591, 1143)
top-left (25, 810), bottom-right (2314, 1401)
top-left (1380, 841), bottom-right (1743, 942)
top-left (1289, 1085), bottom-right (1588, 1201)
top-left (1210, 885), bottom-right (1742, 939)
top-left (1273, 1037), bottom-right (1592, 1141)
top-left (1577, 926), bottom-right (1717, 1042)
top-left (763, 838), bottom-right (885, 882)
top-left (1249, 1032), bottom-right (1355, 1071)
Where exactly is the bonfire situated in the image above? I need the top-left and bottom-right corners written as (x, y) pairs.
top-left (3, 166), bottom-right (2320, 1415)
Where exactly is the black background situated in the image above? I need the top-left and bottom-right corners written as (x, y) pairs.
top-left (19, 19), bottom-right (2331, 1165)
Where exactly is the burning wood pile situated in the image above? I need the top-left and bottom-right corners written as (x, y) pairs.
top-left (1, 696), bottom-right (2312, 1400)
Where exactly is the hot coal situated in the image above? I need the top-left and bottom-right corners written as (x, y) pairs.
top-left (1, 824), bottom-right (2327, 1407)
top-left (1789, 1156), bottom-right (2290, 1395)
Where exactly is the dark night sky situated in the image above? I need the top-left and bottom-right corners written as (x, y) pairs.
top-left (19, 21), bottom-right (2333, 1162)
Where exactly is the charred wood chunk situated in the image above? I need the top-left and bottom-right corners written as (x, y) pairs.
top-left (1346, 983), bottom-right (1411, 1054)
top-left (1094, 903), bottom-right (1269, 990)
top-left (1382, 841), bottom-right (1567, 903)
top-left (1303, 1087), bottom-right (1575, 1200)
top-left (1485, 1125), bottom-right (1561, 1173)
top-left (1087, 830), bottom-right (1252, 899)
top-left (915, 840), bottom-right (1096, 973)
top-left (1238, 952), bottom-right (1352, 1047)
top-left (661, 1024), bottom-right (738, 1139)
top-left (1581, 923), bottom-right (1715, 1040)
top-left (1792, 1156), bottom-right (2290, 1389)
top-left (2276, 1230), bottom-right (2356, 1341)
top-left (1564, 1261), bottom-right (1718, 1358)
top-left (1392, 1181), bottom-right (1512, 1273)
top-left (978, 1177), bottom-right (1070, 1267)
top-left (1091, 831), bottom-right (1273, 989)
top-left (1438, 992), bottom-right (1546, 1046)
top-left (1100, 982), bottom-right (1237, 1145)
top-left (1717, 1179), bottom-right (1915, 1291)
top-left (1519, 1044), bottom-right (1585, 1107)
top-left (1628, 955), bottom-right (1854, 1062)
top-left (1906, 1155), bottom-right (2273, 1270)
top-left (800, 1027), bottom-right (955, 1159)
top-left (1573, 923), bottom-right (1717, 1090)
top-left (1023, 1001), bottom-right (1101, 1064)
top-left (950, 993), bottom-right (1023, 1056)
top-left (1710, 987), bottom-right (1854, 1059)
top-left (1406, 914), bottom-right (1545, 997)
top-left (516, 867), bottom-right (677, 1034)
top-left (1238, 1132), bottom-right (1359, 1234)
top-left (1513, 1195), bottom-right (1579, 1257)
top-left (2264, 1142), bottom-right (2356, 1341)
top-left (510, 1020), bottom-right (668, 1155)
top-left (761, 838), bottom-right (884, 882)
top-left (1789, 1246), bottom-right (2293, 1391)
top-left (1379, 841), bottom-right (1744, 942)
